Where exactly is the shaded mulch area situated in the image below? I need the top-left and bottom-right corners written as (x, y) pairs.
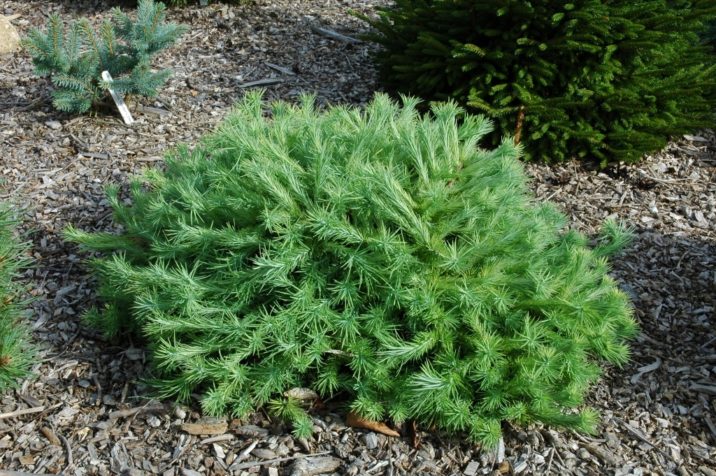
top-left (1, 0), bottom-right (714, 474)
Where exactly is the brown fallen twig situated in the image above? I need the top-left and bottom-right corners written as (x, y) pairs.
top-left (408, 420), bottom-right (421, 448)
top-left (265, 62), bottom-right (296, 76)
top-left (136, 105), bottom-right (170, 117)
top-left (58, 432), bottom-right (73, 472)
top-left (583, 443), bottom-right (618, 466)
top-left (200, 434), bottom-right (235, 445)
top-left (239, 78), bottom-right (284, 89)
top-left (40, 426), bottom-right (61, 446)
top-left (79, 151), bottom-right (110, 160)
top-left (108, 402), bottom-right (165, 420)
top-left (705, 416), bottom-right (716, 439)
top-left (514, 106), bottom-right (526, 145)
top-left (229, 451), bottom-right (332, 471)
top-left (0, 472), bottom-right (56, 476)
top-left (690, 383), bottom-right (716, 396)
top-left (366, 460), bottom-right (389, 474)
top-left (310, 25), bottom-right (361, 44)
top-left (0, 405), bottom-right (46, 420)
top-left (235, 439), bottom-right (259, 462)
top-left (545, 447), bottom-right (555, 475)
top-left (346, 412), bottom-right (400, 437)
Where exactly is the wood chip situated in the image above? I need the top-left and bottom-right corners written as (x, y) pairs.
top-left (233, 424), bottom-right (269, 438)
top-left (583, 443), bottom-right (618, 466)
top-left (289, 455), bottom-right (343, 476)
top-left (40, 426), bottom-right (61, 446)
top-left (180, 421), bottom-right (228, 436)
top-left (690, 383), bottom-right (716, 396)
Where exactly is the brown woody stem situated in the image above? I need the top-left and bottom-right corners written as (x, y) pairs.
top-left (514, 106), bottom-right (526, 145)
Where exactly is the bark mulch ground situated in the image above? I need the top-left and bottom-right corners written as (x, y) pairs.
top-left (0, 1), bottom-right (714, 475)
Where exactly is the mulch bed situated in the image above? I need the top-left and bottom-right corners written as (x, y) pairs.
top-left (0, 0), bottom-right (714, 474)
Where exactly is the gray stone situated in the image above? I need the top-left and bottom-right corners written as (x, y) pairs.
top-left (463, 460), bottom-right (479, 476)
top-left (290, 456), bottom-right (342, 476)
top-left (251, 448), bottom-right (277, 460)
top-left (180, 469), bottom-right (202, 476)
top-left (0, 16), bottom-right (20, 55)
top-left (363, 432), bottom-right (379, 450)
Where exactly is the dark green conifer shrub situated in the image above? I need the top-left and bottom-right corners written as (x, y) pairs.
top-left (24, 0), bottom-right (186, 114)
top-left (705, 22), bottom-right (716, 47)
top-left (0, 207), bottom-right (33, 390)
top-left (67, 93), bottom-right (637, 444)
top-left (362, 1), bottom-right (716, 165)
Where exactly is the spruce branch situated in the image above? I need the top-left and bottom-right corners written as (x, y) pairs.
top-left (361, 0), bottom-right (716, 165)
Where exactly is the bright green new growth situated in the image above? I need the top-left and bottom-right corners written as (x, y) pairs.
top-left (362, 0), bottom-right (716, 165)
top-left (23, 0), bottom-right (186, 114)
top-left (0, 206), bottom-right (33, 390)
top-left (68, 92), bottom-right (637, 445)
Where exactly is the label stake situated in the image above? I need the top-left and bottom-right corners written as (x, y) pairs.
top-left (102, 70), bottom-right (135, 125)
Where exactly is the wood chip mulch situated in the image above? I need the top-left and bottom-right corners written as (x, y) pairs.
top-left (0, 0), bottom-right (714, 474)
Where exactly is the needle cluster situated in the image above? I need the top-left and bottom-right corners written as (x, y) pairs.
top-left (0, 207), bottom-right (33, 390)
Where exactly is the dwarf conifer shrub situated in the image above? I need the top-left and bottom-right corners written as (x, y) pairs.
top-left (0, 207), bottom-right (33, 390)
top-left (363, 1), bottom-right (716, 165)
top-left (68, 93), bottom-right (637, 444)
top-left (24, 0), bottom-right (185, 114)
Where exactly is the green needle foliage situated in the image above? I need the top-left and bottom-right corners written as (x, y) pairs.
top-left (705, 22), bottom-right (716, 47)
top-left (68, 92), bottom-right (637, 445)
top-left (24, 0), bottom-right (186, 114)
top-left (362, 0), bottom-right (716, 165)
top-left (0, 206), bottom-right (33, 390)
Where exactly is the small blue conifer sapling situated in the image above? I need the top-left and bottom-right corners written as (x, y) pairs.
top-left (23, 0), bottom-right (186, 114)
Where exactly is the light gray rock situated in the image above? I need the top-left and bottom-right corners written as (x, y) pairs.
top-left (180, 469), bottom-right (202, 476)
top-left (363, 432), bottom-right (379, 450)
top-left (290, 456), bottom-right (343, 476)
top-left (0, 16), bottom-right (20, 55)
top-left (463, 460), bottom-right (479, 476)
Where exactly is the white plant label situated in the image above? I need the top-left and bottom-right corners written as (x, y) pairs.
top-left (102, 70), bottom-right (134, 125)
